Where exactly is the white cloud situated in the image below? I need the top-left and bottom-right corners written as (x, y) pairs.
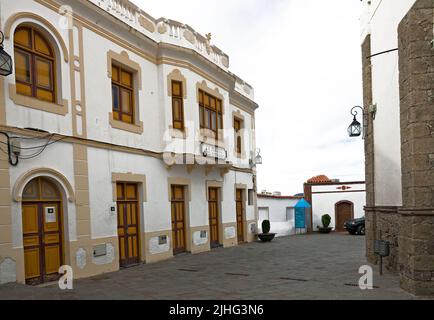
top-left (131, 0), bottom-right (365, 195)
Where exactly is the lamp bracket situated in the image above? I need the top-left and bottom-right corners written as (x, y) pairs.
top-left (369, 104), bottom-right (377, 120)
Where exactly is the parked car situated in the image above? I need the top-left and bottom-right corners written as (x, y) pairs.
top-left (344, 217), bottom-right (365, 235)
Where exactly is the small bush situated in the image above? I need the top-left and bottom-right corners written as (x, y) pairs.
top-left (321, 214), bottom-right (331, 228)
top-left (262, 220), bottom-right (271, 234)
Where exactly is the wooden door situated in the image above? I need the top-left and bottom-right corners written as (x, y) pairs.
top-left (117, 183), bottom-right (140, 267)
top-left (236, 189), bottom-right (245, 243)
top-left (208, 187), bottom-right (220, 248)
top-left (22, 202), bottom-right (62, 284)
top-left (335, 201), bottom-right (354, 232)
top-left (171, 185), bottom-right (186, 255)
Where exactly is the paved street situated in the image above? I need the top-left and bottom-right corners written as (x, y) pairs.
top-left (0, 234), bottom-right (421, 300)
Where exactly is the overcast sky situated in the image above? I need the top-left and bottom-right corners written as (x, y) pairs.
top-left (131, 0), bottom-right (365, 195)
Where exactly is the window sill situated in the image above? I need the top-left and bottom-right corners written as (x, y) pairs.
top-left (109, 113), bottom-right (144, 134)
top-left (9, 84), bottom-right (68, 116)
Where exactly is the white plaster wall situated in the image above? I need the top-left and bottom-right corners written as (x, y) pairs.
top-left (87, 147), bottom-right (171, 238)
top-left (2, 0), bottom-right (73, 136)
top-left (311, 183), bottom-right (366, 231)
top-left (257, 197), bottom-right (299, 237)
top-left (222, 171), bottom-right (254, 223)
top-left (8, 142), bottom-right (76, 247)
top-left (82, 28), bottom-right (161, 151)
top-left (87, 147), bottom-right (254, 236)
top-left (360, 0), bottom-right (417, 206)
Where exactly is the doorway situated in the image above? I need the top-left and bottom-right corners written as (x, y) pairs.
top-left (335, 201), bottom-right (354, 232)
top-left (21, 177), bottom-right (63, 285)
top-left (236, 189), bottom-right (245, 243)
top-left (171, 185), bottom-right (187, 255)
top-left (116, 182), bottom-right (140, 267)
top-left (208, 187), bottom-right (220, 248)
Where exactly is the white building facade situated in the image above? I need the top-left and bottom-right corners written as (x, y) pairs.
top-left (360, 0), bottom-right (434, 295)
top-left (0, 0), bottom-right (259, 285)
top-left (304, 176), bottom-right (366, 232)
top-left (257, 193), bottom-right (301, 237)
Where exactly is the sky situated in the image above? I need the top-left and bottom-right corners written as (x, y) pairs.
top-left (131, 0), bottom-right (365, 195)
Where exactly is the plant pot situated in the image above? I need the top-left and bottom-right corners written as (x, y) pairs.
top-left (258, 233), bottom-right (276, 242)
top-left (318, 227), bottom-right (332, 234)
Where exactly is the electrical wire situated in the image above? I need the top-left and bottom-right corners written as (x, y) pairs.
top-left (17, 135), bottom-right (53, 159)
top-left (18, 135), bottom-right (67, 160)
top-left (11, 133), bottom-right (52, 140)
top-left (0, 134), bottom-right (56, 150)
top-left (0, 131), bottom-right (67, 164)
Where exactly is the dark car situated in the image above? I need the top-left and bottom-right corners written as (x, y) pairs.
top-left (344, 217), bottom-right (365, 235)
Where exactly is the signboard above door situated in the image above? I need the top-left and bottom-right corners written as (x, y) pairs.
top-left (201, 143), bottom-right (227, 161)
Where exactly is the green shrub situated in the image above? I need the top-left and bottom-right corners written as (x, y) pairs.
top-left (321, 214), bottom-right (331, 228)
top-left (262, 220), bottom-right (271, 234)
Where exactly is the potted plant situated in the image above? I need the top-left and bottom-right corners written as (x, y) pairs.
top-left (318, 214), bottom-right (333, 234)
top-left (258, 220), bottom-right (276, 242)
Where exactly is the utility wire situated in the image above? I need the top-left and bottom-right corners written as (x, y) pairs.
top-left (18, 135), bottom-right (53, 159)
top-left (0, 134), bottom-right (56, 150)
top-left (18, 135), bottom-right (65, 159)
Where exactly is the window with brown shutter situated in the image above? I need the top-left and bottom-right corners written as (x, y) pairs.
top-left (172, 80), bottom-right (184, 130)
top-left (199, 89), bottom-right (223, 138)
top-left (14, 26), bottom-right (56, 103)
top-left (234, 117), bottom-right (243, 155)
top-left (112, 65), bottom-right (134, 124)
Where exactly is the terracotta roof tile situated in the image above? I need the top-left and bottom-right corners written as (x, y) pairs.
top-left (307, 175), bottom-right (331, 184)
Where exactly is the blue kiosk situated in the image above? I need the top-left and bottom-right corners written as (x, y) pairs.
top-left (294, 199), bottom-right (311, 235)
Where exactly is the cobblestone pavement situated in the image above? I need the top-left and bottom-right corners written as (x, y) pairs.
top-left (0, 233), bottom-right (423, 300)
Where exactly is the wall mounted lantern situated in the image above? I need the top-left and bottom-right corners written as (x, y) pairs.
top-left (0, 31), bottom-right (13, 77)
top-left (347, 106), bottom-right (364, 138)
top-left (249, 148), bottom-right (263, 168)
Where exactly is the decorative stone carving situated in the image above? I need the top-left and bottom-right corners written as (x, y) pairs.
top-left (0, 258), bottom-right (16, 284)
top-left (157, 22), bottom-right (167, 34)
top-left (183, 29), bottom-right (196, 45)
top-left (243, 84), bottom-right (251, 95)
top-left (221, 56), bottom-right (229, 68)
top-left (224, 226), bottom-right (236, 239)
top-left (76, 248), bottom-right (87, 270)
top-left (138, 15), bottom-right (155, 33)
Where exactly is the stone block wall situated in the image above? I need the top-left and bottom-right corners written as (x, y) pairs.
top-left (398, 0), bottom-right (434, 296)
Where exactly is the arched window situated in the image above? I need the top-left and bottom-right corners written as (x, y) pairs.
top-left (14, 26), bottom-right (56, 103)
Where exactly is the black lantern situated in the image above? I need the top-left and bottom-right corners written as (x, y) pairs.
top-left (347, 106), bottom-right (363, 138)
top-left (0, 31), bottom-right (13, 77)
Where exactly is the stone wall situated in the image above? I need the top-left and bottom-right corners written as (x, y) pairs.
top-left (398, 0), bottom-right (434, 296)
top-left (361, 35), bottom-right (379, 264)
